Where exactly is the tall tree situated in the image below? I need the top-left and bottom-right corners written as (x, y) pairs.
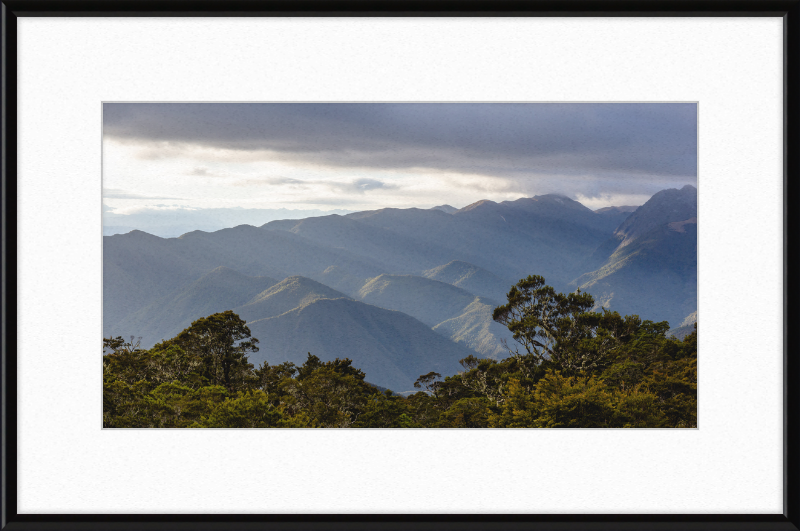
top-left (492, 275), bottom-right (597, 374)
top-left (170, 311), bottom-right (259, 392)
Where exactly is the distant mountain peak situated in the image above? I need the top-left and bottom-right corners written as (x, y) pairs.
top-left (282, 274), bottom-right (320, 283)
top-left (532, 193), bottom-right (571, 201)
top-left (457, 199), bottom-right (497, 213)
top-left (613, 185), bottom-right (697, 247)
top-left (229, 224), bottom-right (259, 231)
top-left (270, 275), bottom-right (335, 291)
top-left (178, 229), bottom-right (211, 239)
top-left (501, 194), bottom-right (594, 216)
top-left (430, 204), bottom-right (457, 214)
top-left (123, 229), bottom-right (162, 240)
top-left (239, 275), bottom-right (350, 317)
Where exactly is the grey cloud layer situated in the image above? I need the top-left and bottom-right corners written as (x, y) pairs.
top-left (103, 103), bottom-right (697, 184)
top-left (237, 176), bottom-right (397, 195)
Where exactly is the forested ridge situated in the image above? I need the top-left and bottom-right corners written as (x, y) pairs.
top-left (103, 275), bottom-right (696, 428)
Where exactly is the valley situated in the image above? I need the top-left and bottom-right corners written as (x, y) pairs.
top-left (104, 185), bottom-right (697, 391)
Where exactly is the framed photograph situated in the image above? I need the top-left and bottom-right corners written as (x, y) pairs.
top-left (3, 1), bottom-right (797, 529)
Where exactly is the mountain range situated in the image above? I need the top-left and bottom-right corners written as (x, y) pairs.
top-left (104, 185), bottom-right (697, 391)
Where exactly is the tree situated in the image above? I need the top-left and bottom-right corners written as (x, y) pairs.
top-left (254, 360), bottom-right (297, 400)
top-left (487, 378), bottom-right (537, 428)
top-left (280, 367), bottom-right (372, 428)
top-left (296, 353), bottom-right (367, 382)
top-left (103, 335), bottom-right (151, 384)
top-left (457, 355), bottom-right (506, 405)
top-left (435, 397), bottom-right (492, 428)
top-left (147, 344), bottom-right (205, 388)
top-left (413, 371), bottom-right (443, 396)
top-left (353, 390), bottom-right (414, 428)
top-left (196, 390), bottom-right (283, 428)
top-left (492, 275), bottom-right (595, 371)
top-left (170, 311), bottom-right (259, 393)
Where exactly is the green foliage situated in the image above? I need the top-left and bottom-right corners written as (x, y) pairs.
top-left (531, 372), bottom-right (617, 428)
top-left (353, 390), bottom-right (414, 428)
top-left (280, 365), bottom-right (373, 428)
top-left (434, 397), bottom-right (492, 428)
top-left (195, 390), bottom-right (283, 428)
top-left (168, 310), bottom-right (259, 393)
top-left (103, 380), bottom-right (228, 428)
top-left (492, 275), bottom-right (595, 369)
top-left (488, 378), bottom-right (537, 428)
top-left (254, 360), bottom-right (297, 399)
top-left (104, 278), bottom-right (697, 428)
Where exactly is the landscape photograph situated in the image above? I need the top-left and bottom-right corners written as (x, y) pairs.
top-left (102, 102), bottom-right (697, 428)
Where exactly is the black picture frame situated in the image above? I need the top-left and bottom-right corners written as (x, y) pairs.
top-left (1, 1), bottom-right (797, 530)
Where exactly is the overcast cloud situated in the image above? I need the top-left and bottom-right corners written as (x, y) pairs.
top-left (102, 103), bottom-right (697, 215)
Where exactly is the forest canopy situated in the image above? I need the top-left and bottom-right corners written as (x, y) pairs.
top-left (103, 276), bottom-right (697, 428)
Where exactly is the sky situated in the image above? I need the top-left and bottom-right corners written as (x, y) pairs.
top-left (102, 103), bottom-right (697, 216)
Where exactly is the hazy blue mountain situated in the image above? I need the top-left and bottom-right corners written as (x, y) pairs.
top-left (103, 225), bottom-right (138, 236)
top-left (422, 260), bottom-right (512, 301)
top-left (451, 194), bottom-right (624, 285)
top-left (430, 204), bottom-right (457, 214)
top-left (234, 276), bottom-right (350, 324)
top-left (103, 205), bottom-right (354, 238)
top-left (103, 187), bottom-right (696, 389)
top-left (593, 205), bottom-right (637, 232)
top-left (669, 311), bottom-right (698, 340)
top-left (669, 324), bottom-right (696, 340)
top-left (261, 214), bottom-right (455, 272)
top-left (176, 225), bottom-right (386, 280)
top-left (680, 310), bottom-right (698, 327)
top-left (245, 297), bottom-right (474, 391)
top-left (356, 274), bottom-right (482, 327)
top-left (577, 222), bottom-right (697, 327)
top-left (309, 265), bottom-right (376, 297)
top-left (432, 298), bottom-right (515, 360)
top-left (594, 205), bottom-right (639, 214)
top-left (346, 196), bottom-right (618, 287)
top-left (575, 186), bottom-right (697, 327)
top-left (103, 225), bottom-right (386, 333)
top-left (353, 273), bottom-right (515, 359)
top-left (113, 267), bottom-right (279, 347)
top-left (613, 185), bottom-right (697, 248)
top-left (104, 230), bottom-right (210, 335)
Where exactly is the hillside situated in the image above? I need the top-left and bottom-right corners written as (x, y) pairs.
top-left (261, 214), bottom-right (453, 272)
top-left (432, 298), bottom-right (515, 359)
top-left (422, 260), bottom-right (512, 301)
top-left (104, 186), bottom-right (697, 389)
top-left (669, 311), bottom-right (698, 340)
top-left (234, 276), bottom-right (350, 324)
top-left (356, 274), bottom-right (482, 327)
top-left (354, 273), bottom-right (514, 359)
top-left (103, 224), bottom-right (387, 333)
top-left (613, 185), bottom-right (697, 248)
top-left (245, 297), bottom-right (474, 391)
top-left (593, 205), bottom-right (637, 233)
top-left (113, 267), bottom-right (278, 347)
top-left (578, 222), bottom-right (697, 327)
top-left (575, 186), bottom-right (698, 327)
top-left (346, 196), bottom-right (619, 287)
